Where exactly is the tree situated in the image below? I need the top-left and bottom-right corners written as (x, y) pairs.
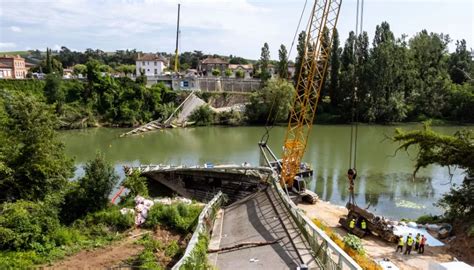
top-left (278, 44), bottom-right (289, 79)
top-left (393, 122), bottom-right (474, 178)
top-left (73, 64), bottom-right (87, 76)
top-left (61, 152), bottom-right (119, 223)
top-left (0, 92), bottom-right (74, 202)
top-left (329, 29), bottom-right (341, 106)
top-left (448, 39), bottom-right (472, 84)
top-left (44, 73), bottom-right (65, 114)
top-left (409, 30), bottom-right (451, 118)
top-left (122, 170), bottom-right (149, 199)
top-left (46, 47), bottom-right (52, 74)
top-left (211, 68), bottom-right (221, 77)
top-left (224, 68), bottom-right (233, 77)
top-left (235, 69), bottom-right (245, 79)
top-left (260, 42), bottom-right (271, 81)
top-left (229, 56), bottom-right (249, 64)
top-left (245, 79), bottom-right (295, 123)
top-left (294, 31), bottom-right (306, 84)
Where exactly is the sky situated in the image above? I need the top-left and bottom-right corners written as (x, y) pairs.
top-left (0, 0), bottom-right (472, 60)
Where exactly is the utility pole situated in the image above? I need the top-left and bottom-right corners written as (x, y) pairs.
top-left (174, 3), bottom-right (181, 74)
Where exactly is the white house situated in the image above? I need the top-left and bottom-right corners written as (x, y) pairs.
top-left (136, 53), bottom-right (168, 76)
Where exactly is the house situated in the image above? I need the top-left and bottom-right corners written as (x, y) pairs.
top-left (136, 53), bottom-right (168, 76)
top-left (0, 54), bottom-right (26, 79)
top-left (287, 63), bottom-right (296, 79)
top-left (198, 57), bottom-right (229, 76)
top-left (228, 64), bottom-right (253, 79)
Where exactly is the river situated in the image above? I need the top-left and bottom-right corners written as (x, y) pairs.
top-left (60, 124), bottom-right (468, 220)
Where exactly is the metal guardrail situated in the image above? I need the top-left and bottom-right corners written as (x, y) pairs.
top-left (172, 191), bottom-right (225, 270)
top-left (270, 173), bottom-right (362, 270)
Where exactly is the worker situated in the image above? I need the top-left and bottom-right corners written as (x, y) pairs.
top-left (415, 233), bottom-right (421, 251)
top-left (396, 235), bottom-right (404, 253)
top-left (418, 234), bottom-right (427, 254)
top-left (349, 218), bottom-right (356, 230)
top-left (347, 168), bottom-right (357, 204)
top-left (404, 233), bottom-right (414, 255)
top-left (361, 219), bottom-right (367, 231)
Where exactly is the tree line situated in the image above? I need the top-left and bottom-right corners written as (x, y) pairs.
top-left (258, 21), bottom-right (473, 123)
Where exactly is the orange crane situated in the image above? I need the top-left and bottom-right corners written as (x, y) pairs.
top-left (260, 0), bottom-right (342, 194)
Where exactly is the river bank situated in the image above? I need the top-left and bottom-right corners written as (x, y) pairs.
top-left (298, 199), bottom-right (473, 269)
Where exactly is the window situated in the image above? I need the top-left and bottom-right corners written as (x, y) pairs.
top-left (154, 69), bottom-right (157, 74)
top-left (154, 61), bottom-right (157, 66)
top-left (142, 61), bottom-right (145, 65)
top-left (147, 69), bottom-right (150, 71)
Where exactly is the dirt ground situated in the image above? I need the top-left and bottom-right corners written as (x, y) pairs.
top-left (42, 226), bottom-right (189, 270)
top-left (299, 200), bottom-right (457, 270)
top-left (43, 229), bottom-right (145, 270)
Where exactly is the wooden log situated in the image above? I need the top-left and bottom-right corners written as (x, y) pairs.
top-left (208, 237), bottom-right (283, 253)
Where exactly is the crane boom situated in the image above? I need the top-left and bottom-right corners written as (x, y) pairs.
top-left (281, 0), bottom-right (342, 187)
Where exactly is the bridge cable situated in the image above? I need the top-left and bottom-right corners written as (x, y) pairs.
top-left (348, 0), bottom-right (364, 207)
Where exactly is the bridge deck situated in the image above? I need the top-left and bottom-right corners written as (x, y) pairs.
top-left (209, 186), bottom-right (319, 269)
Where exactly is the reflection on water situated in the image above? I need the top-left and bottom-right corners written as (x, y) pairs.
top-left (60, 124), bottom-right (468, 220)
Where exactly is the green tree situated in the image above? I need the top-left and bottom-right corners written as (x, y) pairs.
top-left (409, 30), bottom-right (451, 118)
top-left (73, 64), bottom-right (87, 76)
top-left (260, 42), bottom-right (271, 81)
top-left (44, 74), bottom-right (65, 114)
top-left (448, 39), bottom-right (472, 84)
top-left (0, 92), bottom-right (74, 201)
top-left (278, 44), bottom-right (289, 79)
top-left (211, 68), bottom-right (221, 77)
top-left (61, 152), bottom-right (119, 223)
top-left (329, 29), bottom-right (341, 106)
top-left (245, 79), bottom-right (295, 123)
top-left (224, 68), bottom-right (232, 77)
top-left (46, 47), bottom-right (52, 74)
top-left (294, 31), bottom-right (306, 84)
top-left (235, 69), bottom-right (245, 79)
top-left (122, 170), bottom-right (149, 199)
top-left (229, 56), bottom-right (249, 64)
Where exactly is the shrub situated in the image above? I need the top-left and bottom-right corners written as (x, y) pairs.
top-left (416, 214), bottom-right (442, 224)
top-left (122, 170), bottom-right (149, 199)
top-left (164, 240), bottom-right (181, 258)
top-left (343, 234), bottom-right (365, 255)
top-left (0, 200), bottom-right (60, 251)
top-left (144, 203), bottom-right (202, 233)
top-left (82, 207), bottom-right (134, 232)
top-left (51, 227), bottom-right (86, 246)
top-left (189, 105), bottom-right (214, 126)
top-left (61, 152), bottom-right (119, 223)
top-left (181, 233), bottom-right (209, 270)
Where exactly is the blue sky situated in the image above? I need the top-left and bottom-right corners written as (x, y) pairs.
top-left (0, 0), bottom-right (472, 60)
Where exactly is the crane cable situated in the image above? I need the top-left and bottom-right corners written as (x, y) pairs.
top-left (260, 0), bottom-right (309, 146)
top-left (348, 0), bottom-right (364, 206)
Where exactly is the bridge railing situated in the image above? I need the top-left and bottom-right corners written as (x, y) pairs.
top-left (172, 191), bottom-right (225, 270)
top-left (270, 174), bottom-right (362, 270)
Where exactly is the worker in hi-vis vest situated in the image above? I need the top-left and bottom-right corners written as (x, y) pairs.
top-left (349, 218), bottom-right (355, 229)
top-left (396, 235), bottom-right (404, 253)
top-left (404, 233), bottom-right (414, 255)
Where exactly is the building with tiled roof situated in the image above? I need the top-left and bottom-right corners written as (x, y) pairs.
top-left (136, 53), bottom-right (168, 76)
top-left (0, 54), bottom-right (26, 79)
top-left (198, 57), bottom-right (229, 76)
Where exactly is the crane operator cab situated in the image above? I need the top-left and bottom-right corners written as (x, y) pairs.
top-left (292, 176), bottom-right (306, 193)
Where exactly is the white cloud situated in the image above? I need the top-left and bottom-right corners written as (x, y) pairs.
top-left (10, 26), bottom-right (22, 32)
top-left (0, 42), bottom-right (16, 49)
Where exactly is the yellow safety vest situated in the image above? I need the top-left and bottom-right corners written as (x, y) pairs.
top-left (349, 220), bottom-right (355, 229)
top-left (407, 237), bottom-right (414, 246)
top-left (398, 238), bottom-right (404, 246)
top-left (416, 236), bottom-right (421, 243)
top-left (361, 221), bottom-right (367, 229)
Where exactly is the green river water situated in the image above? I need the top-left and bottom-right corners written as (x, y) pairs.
top-left (60, 124), bottom-right (469, 220)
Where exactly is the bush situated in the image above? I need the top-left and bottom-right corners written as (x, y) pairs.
top-left (181, 233), bottom-right (209, 270)
top-left (61, 152), bottom-right (119, 223)
top-left (82, 207), bottom-right (134, 232)
top-left (51, 227), bottom-right (86, 246)
top-left (189, 105), bottom-right (214, 126)
top-left (164, 240), bottom-right (181, 258)
top-left (416, 214), bottom-right (442, 224)
top-left (144, 203), bottom-right (202, 233)
top-left (122, 170), bottom-right (149, 199)
top-left (343, 234), bottom-right (365, 255)
top-left (0, 200), bottom-right (61, 251)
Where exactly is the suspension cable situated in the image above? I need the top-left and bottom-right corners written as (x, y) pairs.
top-left (288, 0), bottom-right (309, 60)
